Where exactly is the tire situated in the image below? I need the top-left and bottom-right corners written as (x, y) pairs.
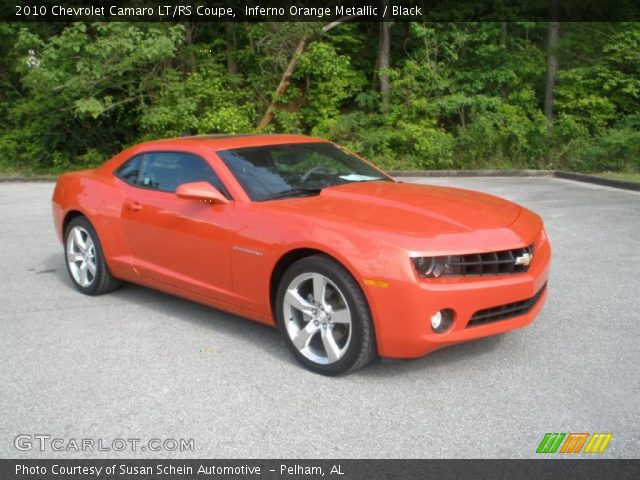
top-left (276, 255), bottom-right (376, 375)
top-left (64, 216), bottom-right (122, 295)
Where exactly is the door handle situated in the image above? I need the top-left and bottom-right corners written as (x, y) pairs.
top-left (125, 200), bottom-right (143, 212)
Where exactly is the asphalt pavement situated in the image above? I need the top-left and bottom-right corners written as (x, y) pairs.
top-left (0, 177), bottom-right (638, 458)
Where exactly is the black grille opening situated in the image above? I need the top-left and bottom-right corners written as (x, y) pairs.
top-left (444, 244), bottom-right (533, 277)
top-left (467, 283), bottom-right (547, 328)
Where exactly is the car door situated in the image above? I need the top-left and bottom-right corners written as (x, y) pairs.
top-left (118, 151), bottom-right (234, 301)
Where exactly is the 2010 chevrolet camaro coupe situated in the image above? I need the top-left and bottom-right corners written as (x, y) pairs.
top-left (52, 134), bottom-right (550, 375)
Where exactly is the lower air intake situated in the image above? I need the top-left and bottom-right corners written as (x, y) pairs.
top-left (467, 283), bottom-right (547, 328)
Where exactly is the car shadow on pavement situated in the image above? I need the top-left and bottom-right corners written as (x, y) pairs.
top-left (47, 252), bottom-right (507, 376)
top-left (46, 253), bottom-right (293, 365)
top-left (359, 335), bottom-right (506, 378)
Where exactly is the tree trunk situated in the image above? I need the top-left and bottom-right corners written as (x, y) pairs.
top-left (544, 0), bottom-right (560, 130)
top-left (501, 22), bottom-right (509, 98)
top-left (378, 1), bottom-right (391, 113)
top-left (255, 17), bottom-right (361, 130)
top-left (225, 23), bottom-right (238, 76)
top-left (182, 22), bottom-right (196, 74)
top-left (256, 36), bottom-right (307, 130)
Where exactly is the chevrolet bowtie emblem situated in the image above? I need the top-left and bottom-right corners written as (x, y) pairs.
top-left (515, 252), bottom-right (532, 266)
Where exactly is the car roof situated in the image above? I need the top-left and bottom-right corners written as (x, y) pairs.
top-left (137, 134), bottom-right (327, 151)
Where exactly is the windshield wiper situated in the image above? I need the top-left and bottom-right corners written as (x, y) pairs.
top-left (262, 187), bottom-right (323, 201)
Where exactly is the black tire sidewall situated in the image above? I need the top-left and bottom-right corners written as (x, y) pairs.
top-left (276, 256), bottom-right (373, 375)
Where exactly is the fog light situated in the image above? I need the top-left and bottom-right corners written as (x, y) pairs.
top-left (431, 309), bottom-right (454, 333)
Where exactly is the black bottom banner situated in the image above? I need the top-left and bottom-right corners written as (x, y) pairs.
top-left (1, 459), bottom-right (639, 480)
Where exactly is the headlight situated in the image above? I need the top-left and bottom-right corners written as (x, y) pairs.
top-left (411, 256), bottom-right (461, 278)
top-left (412, 256), bottom-right (446, 278)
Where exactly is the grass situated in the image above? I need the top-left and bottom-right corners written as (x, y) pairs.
top-left (0, 164), bottom-right (60, 179)
top-left (593, 172), bottom-right (640, 184)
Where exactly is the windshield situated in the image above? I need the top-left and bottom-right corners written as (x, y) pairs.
top-left (216, 142), bottom-right (390, 201)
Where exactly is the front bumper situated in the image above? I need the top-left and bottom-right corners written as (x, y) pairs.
top-left (369, 228), bottom-right (551, 358)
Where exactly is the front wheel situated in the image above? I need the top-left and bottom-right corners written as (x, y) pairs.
top-left (276, 255), bottom-right (376, 375)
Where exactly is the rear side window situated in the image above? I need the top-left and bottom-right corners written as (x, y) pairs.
top-left (115, 152), bottom-right (229, 197)
top-left (115, 155), bottom-right (142, 185)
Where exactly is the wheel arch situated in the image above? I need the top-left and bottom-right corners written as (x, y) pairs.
top-left (269, 247), bottom-right (378, 330)
top-left (62, 210), bottom-right (87, 236)
top-left (61, 209), bottom-right (118, 273)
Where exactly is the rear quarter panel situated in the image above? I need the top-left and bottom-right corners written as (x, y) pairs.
top-left (52, 169), bottom-right (132, 279)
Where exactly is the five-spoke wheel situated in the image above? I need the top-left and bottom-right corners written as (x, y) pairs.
top-left (66, 225), bottom-right (97, 288)
top-left (283, 272), bottom-right (353, 365)
top-left (277, 255), bottom-right (376, 375)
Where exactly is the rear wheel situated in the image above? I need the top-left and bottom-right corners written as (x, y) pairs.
top-left (64, 216), bottom-right (121, 295)
top-left (276, 255), bottom-right (376, 375)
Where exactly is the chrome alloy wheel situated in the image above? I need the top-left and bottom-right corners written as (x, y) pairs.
top-left (66, 226), bottom-right (97, 288)
top-left (283, 272), bottom-right (353, 365)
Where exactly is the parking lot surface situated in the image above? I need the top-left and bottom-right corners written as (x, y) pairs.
top-left (0, 177), bottom-right (638, 458)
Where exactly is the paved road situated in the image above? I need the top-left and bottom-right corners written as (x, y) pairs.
top-left (0, 178), bottom-right (638, 459)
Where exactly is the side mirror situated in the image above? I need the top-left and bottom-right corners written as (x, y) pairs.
top-left (175, 182), bottom-right (229, 205)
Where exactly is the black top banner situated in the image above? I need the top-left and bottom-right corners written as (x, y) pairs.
top-left (3, 0), bottom-right (640, 22)
top-left (2, 459), bottom-right (640, 480)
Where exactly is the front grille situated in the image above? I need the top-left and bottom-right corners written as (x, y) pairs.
top-left (467, 283), bottom-right (547, 328)
top-left (443, 244), bottom-right (534, 277)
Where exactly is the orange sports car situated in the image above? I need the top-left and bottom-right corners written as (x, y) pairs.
top-left (52, 134), bottom-right (550, 375)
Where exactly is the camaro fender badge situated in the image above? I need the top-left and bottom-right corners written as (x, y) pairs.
top-left (233, 246), bottom-right (264, 257)
top-left (515, 252), bottom-right (533, 266)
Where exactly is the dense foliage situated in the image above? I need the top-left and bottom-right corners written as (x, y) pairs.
top-left (1, 21), bottom-right (639, 174)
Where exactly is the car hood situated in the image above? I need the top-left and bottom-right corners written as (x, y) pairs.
top-left (262, 180), bottom-right (522, 236)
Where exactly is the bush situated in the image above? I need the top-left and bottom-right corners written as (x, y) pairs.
top-left (454, 105), bottom-right (548, 169)
top-left (561, 128), bottom-right (640, 173)
top-left (1, 22), bottom-right (639, 175)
